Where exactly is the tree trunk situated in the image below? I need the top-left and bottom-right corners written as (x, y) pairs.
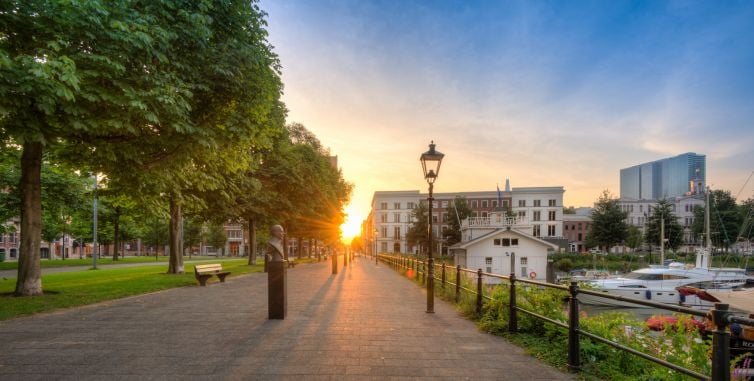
top-left (113, 210), bottom-right (120, 261)
top-left (15, 142), bottom-right (43, 296)
top-left (167, 198), bottom-right (184, 274)
top-left (309, 238), bottom-right (313, 258)
top-left (247, 216), bottom-right (257, 265)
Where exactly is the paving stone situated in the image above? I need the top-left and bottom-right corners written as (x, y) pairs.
top-left (0, 256), bottom-right (572, 379)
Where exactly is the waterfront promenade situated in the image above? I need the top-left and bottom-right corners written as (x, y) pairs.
top-left (0, 256), bottom-right (572, 380)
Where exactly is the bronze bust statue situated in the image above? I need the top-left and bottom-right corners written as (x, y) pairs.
top-left (267, 225), bottom-right (285, 262)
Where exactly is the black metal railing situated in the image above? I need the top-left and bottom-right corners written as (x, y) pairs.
top-left (377, 253), bottom-right (754, 381)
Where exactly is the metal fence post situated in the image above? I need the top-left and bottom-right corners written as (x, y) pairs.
top-left (455, 265), bottom-right (461, 303)
top-left (441, 263), bottom-right (446, 289)
top-left (476, 269), bottom-right (483, 315)
top-left (711, 303), bottom-right (731, 381)
top-left (567, 281), bottom-right (581, 372)
top-left (509, 273), bottom-right (517, 333)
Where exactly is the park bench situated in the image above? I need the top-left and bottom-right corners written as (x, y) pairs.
top-left (194, 263), bottom-right (231, 286)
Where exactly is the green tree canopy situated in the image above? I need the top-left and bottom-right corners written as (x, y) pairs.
top-left (442, 196), bottom-right (472, 247)
top-left (691, 189), bottom-right (742, 249)
top-left (645, 199), bottom-right (684, 252)
top-left (585, 190), bottom-right (628, 253)
top-left (406, 202), bottom-right (430, 254)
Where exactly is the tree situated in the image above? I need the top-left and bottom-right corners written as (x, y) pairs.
top-left (406, 202), bottom-right (430, 254)
top-left (1, 1), bottom-right (218, 295)
top-left (739, 197), bottom-right (754, 242)
top-left (563, 206), bottom-right (577, 214)
top-left (203, 222), bottom-right (227, 256)
top-left (625, 225), bottom-right (643, 252)
top-left (644, 199), bottom-right (684, 253)
top-left (585, 190), bottom-right (627, 253)
top-left (692, 189), bottom-right (742, 250)
top-left (442, 196), bottom-right (472, 247)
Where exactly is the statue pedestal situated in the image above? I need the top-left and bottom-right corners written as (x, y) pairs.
top-left (268, 260), bottom-right (287, 319)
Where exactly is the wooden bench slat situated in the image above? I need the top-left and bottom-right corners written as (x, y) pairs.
top-left (194, 263), bottom-right (231, 286)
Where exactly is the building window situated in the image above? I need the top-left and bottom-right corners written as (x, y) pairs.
top-left (502, 238), bottom-right (511, 246)
top-left (441, 201), bottom-right (448, 208)
top-left (394, 226), bottom-right (400, 239)
top-left (493, 238), bottom-right (501, 246)
top-left (511, 238), bottom-right (518, 246)
top-left (578, 233), bottom-right (582, 241)
top-left (481, 211), bottom-right (488, 218)
top-left (394, 202), bottom-right (401, 209)
top-left (518, 200), bottom-right (525, 207)
top-left (381, 214), bottom-right (387, 223)
top-left (564, 224), bottom-right (568, 231)
top-left (548, 199), bottom-right (556, 207)
top-left (532, 225), bottom-right (541, 237)
top-left (534, 200), bottom-right (541, 207)
top-left (481, 200), bottom-right (488, 208)
top-left (381, 227), bottom-right (387, 237)
top-left (521, 266), bottom-right (528, 278)
top-left (518, 211), bottom-right (526, 218)
top-left (392, 213), bottom-right (399, 223)
top-left (492, 200), bottom-right (498, 208)
top-left (471, 200), bottom-right (478, 208)
top-left (520, 257), bottom-right (528, 265)
top-left (503, 200), bottom-right (509, 207)
top-left (380, 202), bottom-right (388, 210)
top-left (548, 225), bottom-right (556, 236)
top-left (10, 232), bottom-right (17, 243)
top-left (485, 257), bottom-right (493, 273)
top-left (548, 211), bottom-right (556, 221)
top-left (442, 213), bottom-right (448, 222)
top-left (432, 215), bottom-right (438, 223)
top-left (533, 211), bottom-right (541, 221)
top-left (381, 242), bottom-right (388, 252)
top-left (407, 202), bottom-right (415, 209)
top-left (472, 212), bottom-right (478, 218)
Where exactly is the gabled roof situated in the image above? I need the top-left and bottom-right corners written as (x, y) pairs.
top-left (449, 228), bottom-right (559, 250)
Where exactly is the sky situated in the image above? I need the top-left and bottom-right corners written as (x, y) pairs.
top-left (260, 0), bottom-right (754, 241)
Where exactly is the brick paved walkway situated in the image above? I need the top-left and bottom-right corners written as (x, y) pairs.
top-left (0, 256), bottom-right (573, 380)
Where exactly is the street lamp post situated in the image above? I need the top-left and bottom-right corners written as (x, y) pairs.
top-left (374, 229), bottom-right (379, 265)
top-left (420, 141), bottom-right (444, 314)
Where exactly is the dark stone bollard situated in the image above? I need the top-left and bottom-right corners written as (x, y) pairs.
top-left (268, 260), bottom-right (287, 319)
top-left (344, 251), bottom-right (349, 267)
top-left (332, 253), bottom-right (338, 274)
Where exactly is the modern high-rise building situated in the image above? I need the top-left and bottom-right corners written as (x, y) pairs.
top-left (619, 153), bottom-right (706, 200)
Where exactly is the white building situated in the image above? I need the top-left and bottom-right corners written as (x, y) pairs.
top-left (450, 211), bottom-right (558, 282)
top-left (364, 182), bottom-right (565, 257)
top-left (616, 195), bottom-right (704, 251)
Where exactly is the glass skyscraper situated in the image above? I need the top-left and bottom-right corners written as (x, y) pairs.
top-left (619, 153), bottom-right (706, 200)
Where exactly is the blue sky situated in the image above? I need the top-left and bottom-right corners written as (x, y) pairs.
top-left (260, 0), bottom-right (754, 232)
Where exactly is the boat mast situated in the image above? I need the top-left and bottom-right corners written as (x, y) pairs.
top-left (705, 187), bottom-right (711, 251)
top-left (695, 187), bottom-right (712, 269)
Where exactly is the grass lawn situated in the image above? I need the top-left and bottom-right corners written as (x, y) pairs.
top-left (0, 259), bottom-right (263, 320)
top-left (0, 255), bottom-right (242, 271)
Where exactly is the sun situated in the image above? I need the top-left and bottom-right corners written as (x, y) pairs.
top-left (339, 207), bottom-right (363, 244)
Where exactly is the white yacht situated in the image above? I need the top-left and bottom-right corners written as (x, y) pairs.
top-left (580, 189), bottom-right (752, 309)
top-left (579, 258), bottom-right (749, 308)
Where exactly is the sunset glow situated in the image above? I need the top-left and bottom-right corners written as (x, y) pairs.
top-left (264, 1), bottom-right (754, 231)
top-left (339, 204), bottom-right (363, 243)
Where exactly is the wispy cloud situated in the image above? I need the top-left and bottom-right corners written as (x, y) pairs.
top-left (262, 0), bottom-right (754, 212)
